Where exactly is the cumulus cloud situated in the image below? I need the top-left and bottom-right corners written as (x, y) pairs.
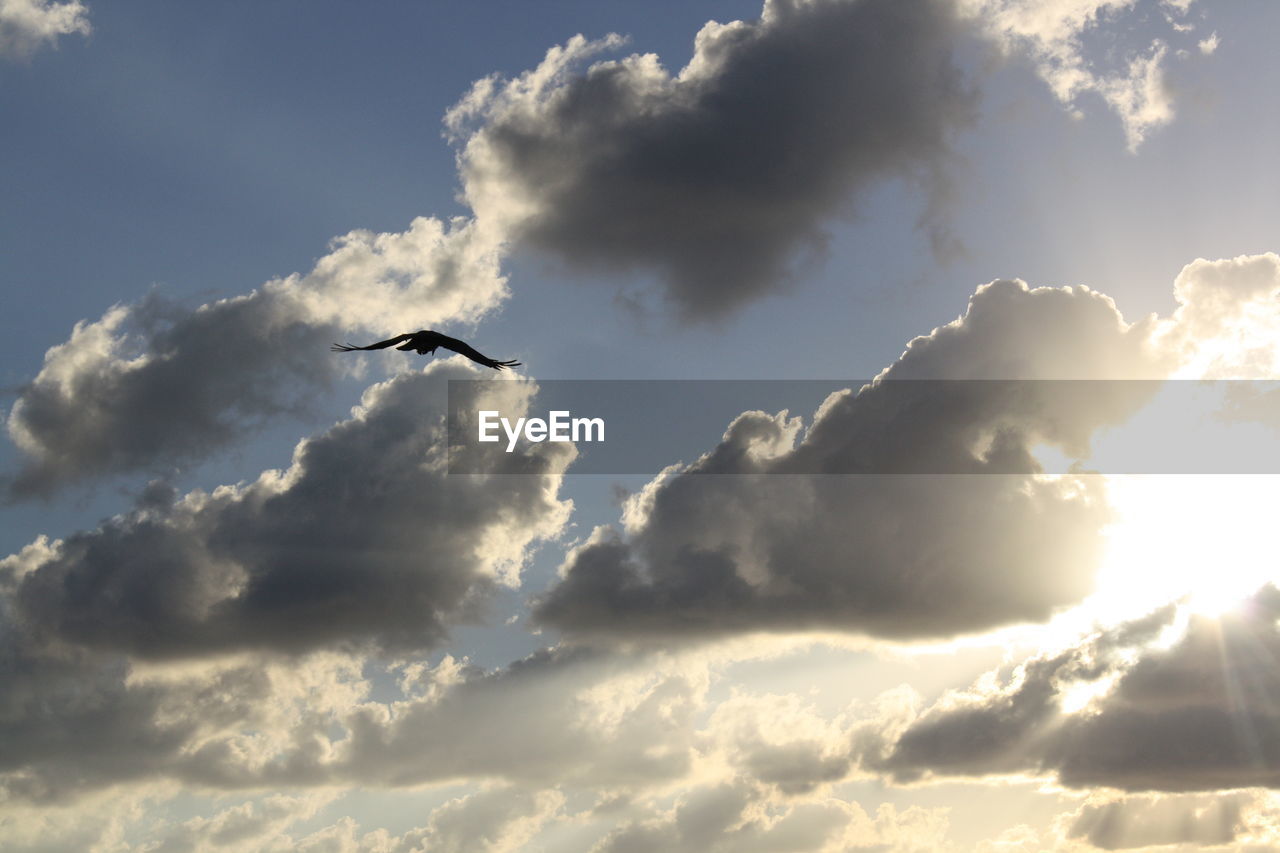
top-left (1155, 252), bottom-right (1280, 377)
top-left (445, 0), bottom-right (1214, 319)
top-left (536, 251), bottom-right (1280, 644)
top-left (0, 0), bottom-right (88, 60)
top-left (7, 252), bottom-right (1277, 829)
top-left (873, 585), bottom-right (1280, 795)
top-left (535, 278), bottom-right (1163, 643)
top-left (5, 216), bottom-right (507, 498)
top-left (447, 0), bottom-right (977, 319)
top-left (8, 363), bottom-right (571, 660)
top-left (8, 4), bottom-right (1232, 496)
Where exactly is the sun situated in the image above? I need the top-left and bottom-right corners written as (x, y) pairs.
top-left (1091, 474), bottom-right (1280, 621)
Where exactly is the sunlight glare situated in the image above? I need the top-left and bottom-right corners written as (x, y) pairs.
top-left (1092, 475), bottom-right (1279, 621)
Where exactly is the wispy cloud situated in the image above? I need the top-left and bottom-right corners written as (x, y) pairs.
top-left (0, 0), bottom-right (88, 60)
top-left (961, 0), bottom-right (1205, 150)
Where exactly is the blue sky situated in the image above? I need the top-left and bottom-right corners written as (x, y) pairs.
top-left (5, 0), bottom-right (1280, 850)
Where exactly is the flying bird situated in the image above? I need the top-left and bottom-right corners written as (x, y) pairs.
top-left (331, 330), bottom-right (521, 370)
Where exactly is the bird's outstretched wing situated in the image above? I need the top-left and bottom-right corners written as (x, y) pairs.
top-left (332, 331), bottom-right (521, 370)
top-left (434, 333), bottom-right (522, 370)
top-left (330, 334), bottom-right (415, 352)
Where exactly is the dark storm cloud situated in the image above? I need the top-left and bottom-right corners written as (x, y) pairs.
top-left (875, 586), bottom-right (1280, 796)
top-left (535, 279), bottom-right (1162, 642)
top-left (5, 217), bottom-right (507, 498)
top-left (447, 0), bottom-right (977, 319)
top-left (8, 364), bottom-right (571, 659)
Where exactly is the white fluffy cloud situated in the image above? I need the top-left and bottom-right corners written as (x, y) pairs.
top-left (5, 217), bottom-right (508, 497)
top-left (0, 0), bottom-right (88, 60)
top-left (1156, 252), bottom-right (1280, 377)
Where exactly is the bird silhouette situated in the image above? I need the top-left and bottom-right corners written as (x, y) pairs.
top-left (331, 331), bottom-right (521, 370)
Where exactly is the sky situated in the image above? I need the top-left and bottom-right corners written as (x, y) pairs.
top-left (4, 0), bottom-right (1280, 850)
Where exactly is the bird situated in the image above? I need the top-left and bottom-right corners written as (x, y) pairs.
top-left (331, 330), bottom-right (521, 370)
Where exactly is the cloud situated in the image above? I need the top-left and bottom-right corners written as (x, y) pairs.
top-left (1049, 588), bottom-right (1280, 792)
top-left (0, 619), bottom-right (696, 800)
top-left (447, 0), bottom-right (977, 319)
top-left (8, 6), bottom-right (1233, 497)
top-left (535, 278), bottom-right (1162, 643)
top-left (145, 794), bottom-right (331, 853)
top-left (0, 782), bottom-right (560, 853)
top-left (1066, 793), bottom-right (1249, 850)
top-left (8, 364), bottom-right (572, 660)
top-left (142, 787), bottom-right (562, 853)
top-left (1156, 252), bottom-right (1280, 377)
top-left (320, 645), bottom-right (704, 792)
top-left (874, 585), bottom-right (1280, 795)
top-left (536, 252), bottom-right (1280, 645)
top-left (7, 252), bottom-right (1278, 827)
top-left (445, 0), bottom-right (1213, 319)
top-left (5, 217), bottom-right (507, 498)
top-left (593, 780), bottom-right (951, 853)
top-left (377, 787), bottom-right (565, 853)
top-left (0, 789), bottom-right (156, 852)
top-left (0, 0), bottom-right (88, 60)
top-left (709, 691), bottom-right (853, 795)
top-left (960, 0), bottom-right (1204, 150)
